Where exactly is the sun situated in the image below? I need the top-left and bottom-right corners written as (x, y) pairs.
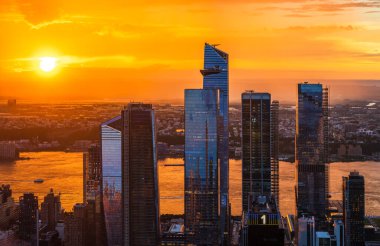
top-left (39, 57), bottom-right (57, 72)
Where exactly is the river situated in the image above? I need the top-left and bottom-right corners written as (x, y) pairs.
top-left (0, 152), bottom-right (378, 216)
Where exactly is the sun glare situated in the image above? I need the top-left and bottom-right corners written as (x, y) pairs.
top-left (39, 57), bottom-right (57, 72)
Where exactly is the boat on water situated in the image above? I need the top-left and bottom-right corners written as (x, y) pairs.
top-left (34, 179), bottom-right (44, 183)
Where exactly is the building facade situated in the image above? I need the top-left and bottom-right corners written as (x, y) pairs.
top-left (19, 193), bottom-right (38, 241)
top-left (296, 83), bottom-right (329, 219)
top-left (343, 171), bottom-right (365, 246)
top-left (201, 43), bottom-right (230, 241)
top-left (184, 89), bottom-right (219, 245)
top-left (241, 92), bottom-right (279, 212)
top-left (0, 185), bottom-right (17, 230)
top-left (101, 116), bottom-right (123, 246)
top-left (40, 188), bottom-right (61, 231)
top-left (121, 103), bottom-right (160, 246)
top-left (83, 144), bottom-right (101, 202)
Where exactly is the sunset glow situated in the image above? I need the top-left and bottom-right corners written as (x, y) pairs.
top-left (0, 1), bottom-right (379, 102)
top-left (39, 57), bottom-right (57, 72)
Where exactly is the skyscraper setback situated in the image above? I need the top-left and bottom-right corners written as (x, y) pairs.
top-left (241, 92), bottom-right (279, 212)
top-left (295, 82), bottom-right (329, 220)
top-left (184, 89), bottom-right (219, 245)
top-left (101, 115), bottom-right (123, 246)
top-left (201, 43), bottom-right (230, 242)
top-left (121, 103), bottom-right (160, 246)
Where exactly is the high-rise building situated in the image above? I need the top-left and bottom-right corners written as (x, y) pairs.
top-left (343, 171), bottom-right (365, 246)
top-left (40, 188), bottom-right (61, 231)
top-left (101, 115), bottom-right (123, 246)
top-left (64, 203), bottom-right (86, 246)
top-left (19, 193), bottom-right (38, 241)
top-left (240, 196), bottom-right (284, 246)
top-left (83, 144), bottom-right (101, 202)
top-left (83, 144), bottom-right (104, 245)
top-left (184, 89), bottom-right (219, 245)
top-left (333, 220), bottom-right (344, 246)
top-left (0, 185), bottom-right (17, 230)
top-left (298, 216), bottom-right (316, 246)
top-left (295, 82), bottom-right (329, 219)
top-left (241, 92), bottom-right (279, 212)
top-left (0, 141), bottom-right (19, 161)
top-left (121, 103), bottom-right (159, 246)
top-left (201, 43), bottom-right (230, 241)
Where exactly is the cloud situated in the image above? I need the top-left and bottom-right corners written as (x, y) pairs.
top-left (15, 0), bottom-right (64, 25)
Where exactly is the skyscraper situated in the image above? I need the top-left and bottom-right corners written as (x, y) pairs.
top-left (295, 82), bottom-right (329, 219)
top-left (241, 92), bottom-right (279, 212)
top-left (19, 193), bottom-right (38, 241)
top-left (64, 203), bottom-right (86, 246)
top-left (83, 144), bottom-right (101, 202)
top-left (184, 89), bottom-right (219, 245)
top-left (101, 115), bottom-right (122, 246)
top-left (40, 188), bottom-right (61, 231)
top-left (121, 103), bottom-right (159, 246)
top-left (343, 171), bottom-right (365, 246)
top-left (201, 42), bottom-right (230, 242)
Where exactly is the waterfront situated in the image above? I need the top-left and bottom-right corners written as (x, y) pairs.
top-left (0, 152), bottom-right (379, 215)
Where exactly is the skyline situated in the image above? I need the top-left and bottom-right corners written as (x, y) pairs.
top-left (1, 0), bottom-right (380, 103)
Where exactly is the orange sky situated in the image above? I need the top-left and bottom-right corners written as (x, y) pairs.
top-left (0, 0), bottom-right (379, 103)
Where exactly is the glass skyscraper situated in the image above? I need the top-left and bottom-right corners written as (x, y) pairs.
top-left (343, 171), bottom-right (365, 246)
top-left (295, 82), bottom-right (329, 219)
top-left (241, 92), bottom-right (279, 212)
top-left (101, 116), bottom-right (122, 246)
top-left (201, 43), bottom-right (230, 240)
top-left (184, 89), bottom-right (219, 245)
top-left (121, 103), bottom-right (159, 246)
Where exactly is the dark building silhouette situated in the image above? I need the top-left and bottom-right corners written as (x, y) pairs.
top-left (19, 193), bottom-right (38, 242)
top-left (121, 103), bottom-right (159, 246)
top-left (240, 196), bottom-right (284, 246)
top-left (343, 171), bottom-right (365, 246)
top-left (40, 188), bottom-right (61, 231)
top-left (0, 184), bottom-right (18, 230)
top-left (241, 92), bottom-right (279, 212)
top-left (64, 203), bottom-right (86, 246)
top-left (295, 82), bottom-right (329, 221)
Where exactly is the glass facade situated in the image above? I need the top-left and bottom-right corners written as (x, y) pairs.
top-left (101, 116), bottom-right (122, 246)
top-left (184, 89), bottom-right (219, 245)
top-left (201, 43), bottom-right (229, 239)
top-left (343, 172), bottom-right (365, 246)
top-left (241, 92), bottom-right (272, 212)
top-left (122, 103), bottom-right (159, 246)
top-left (296, 83), bottom-right (328, 218)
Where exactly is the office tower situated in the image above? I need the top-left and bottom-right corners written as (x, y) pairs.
top-left (19, 193), bottom-right (38, 241)
top-left (64, 203), bottom-right (86, 246)
top-left (0, 185), bottom-right (17, 230)
top-left (343, 171), bottom-right (365, 246)
top-left (83, 144), bottom-right (101, 202)
top-left (240, 196), bottom-right (284, 246)
top-left (40, 188), bottom-right (61, 231)
top-left (241, 92), bottom-right (280, 212)
top-left (296, 82), bottom-right (329, 219)
top-left (201, 43), bottom-right (230, 241)
top-left (298, 216), bottom-right (316, 246)
top-left (101, 115), bottom-right (123, 246)
top-left (121, 103), bottom-right (159, 246)
top-left (333, 220), bottom-right (344, 246)
top-left (184, 89), bottom-right (219, 245)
